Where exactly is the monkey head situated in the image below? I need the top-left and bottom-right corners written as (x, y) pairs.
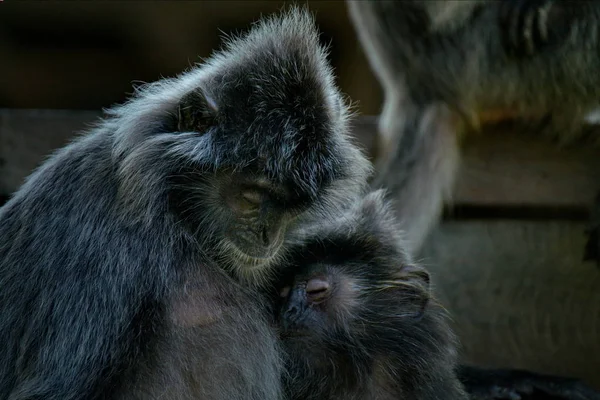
top-left (276, 190), bottom-right (431, 349)
top-left (278, 261), bottom-right (430, 344)
top-left (278, 263), bottom-right (358, 336)
top-left (274, 192), bottom-right (469, 400)
top-left (108, 8), bottom-right (371, 286)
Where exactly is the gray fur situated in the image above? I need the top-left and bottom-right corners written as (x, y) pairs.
top-left (0, 7), bottom-right (370, 400)
top-left (347, 0), bottom-right (600, 255)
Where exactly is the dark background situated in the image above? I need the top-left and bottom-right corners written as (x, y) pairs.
top-left (0, 1), bottom-right (383, 115)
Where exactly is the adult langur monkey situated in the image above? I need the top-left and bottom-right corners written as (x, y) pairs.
top-left (0, 8), bottom-right (370, 400)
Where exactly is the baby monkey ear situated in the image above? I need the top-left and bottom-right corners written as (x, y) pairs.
top-left (177, 88), bottom-right (218, 134)
top-left (397, 264), bottom-right (430, 292)
top-left (389, 264), bottom-right (432, 318)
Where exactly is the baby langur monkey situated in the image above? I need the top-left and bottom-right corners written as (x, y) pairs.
top-left (274, 190), bottom-right (469, 400)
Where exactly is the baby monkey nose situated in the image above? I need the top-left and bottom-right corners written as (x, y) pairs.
top-left (282, 304), bottom-right (303, 331)
top-left (282, 288), bottom-right (306, 326)
top-left (284, 305), bottom-right (300, 320)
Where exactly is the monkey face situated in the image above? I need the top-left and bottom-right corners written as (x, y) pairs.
top-left (277, 265), bottom-right (361, 339)
top-left (166, 84), bottom-right (370, 284)
top-left (169, 168), bottom-right (313, 283)
top-left (216, 171), bottom-right (308, 265)
top-left (279, 274), bottom-right (330, 334)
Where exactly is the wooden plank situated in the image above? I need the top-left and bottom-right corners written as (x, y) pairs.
top-left (456, 125), bottom-right (600, 208)
top-left (420, 220), bottom-right (600, 389)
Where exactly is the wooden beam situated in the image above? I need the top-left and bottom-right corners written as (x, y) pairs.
top-left (456, 125), bottom-right (600, 208)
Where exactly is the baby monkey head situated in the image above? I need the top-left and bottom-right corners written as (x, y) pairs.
top-left (277, 190), bottom-right (431, 344)
top-left (278, 261), bottom-right (430, 342)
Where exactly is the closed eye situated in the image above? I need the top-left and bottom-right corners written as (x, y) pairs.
top-left (279, 286), bottom-right (291, 298)
top-left (241, 191), bottom-right (262, 206)
top-left (235, 190), bottom-right (263, 213)
top-left (306, 277), bottom-right (329, 302)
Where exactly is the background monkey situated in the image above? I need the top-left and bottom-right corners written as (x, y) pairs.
top-left (0, 8), bottom-right (370, 400)
top-left (346, 0), bottom-right (600, 258)
top-left (274, 190), bottom-right (600, 400)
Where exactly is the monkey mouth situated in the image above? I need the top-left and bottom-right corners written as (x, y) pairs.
top-left (222, 239), bottom-right (281, 269)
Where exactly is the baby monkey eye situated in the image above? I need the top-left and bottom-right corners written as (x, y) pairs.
top-left (237, 190), bottom-right (263, 212)
top-left (306, 277), bottom-right (329, 302)
top-left (280, 286), bottom-right (291, 298)
top-left (241, 191), bottom-right (262, 205)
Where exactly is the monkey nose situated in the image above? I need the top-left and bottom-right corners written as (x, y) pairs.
top-left (284, 305), bottom-right (300, 322)
top-left (261, 225), bottom-right (284, 250)
top-left (282, 301), bottom-right (307, 328)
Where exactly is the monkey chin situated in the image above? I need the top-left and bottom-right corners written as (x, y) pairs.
top-left (218, 239), bottom-right (285, 287)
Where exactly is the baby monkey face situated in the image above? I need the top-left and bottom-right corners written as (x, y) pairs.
top-left (278, 264), bottom-right (361, 337)
top-left (277, 258), bottom-right (432, 341)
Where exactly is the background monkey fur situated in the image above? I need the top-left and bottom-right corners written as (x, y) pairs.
top-left (0, 8), bottom-right (371, 400)
top-left (347, 0), bottom-right (600, 259)
top-left (274, 190), bottom-right (600, 400)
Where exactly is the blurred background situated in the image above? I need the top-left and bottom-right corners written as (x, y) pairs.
top-left (0, 1), bottom-right (382, 114)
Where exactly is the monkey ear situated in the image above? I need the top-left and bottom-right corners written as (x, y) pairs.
top-left (389, 264), bottom-right (431, 317)
top-left (396, 264), bottom-right (430, 291)
top-left (176, 89), bottom-right (218, 134)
